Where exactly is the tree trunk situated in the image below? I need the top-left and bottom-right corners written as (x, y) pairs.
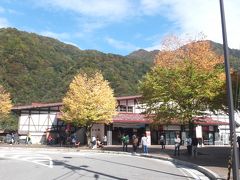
top-left (188, 119), bottom-right (194, 137)
top-left (85, 125), bottom-right (92, 148)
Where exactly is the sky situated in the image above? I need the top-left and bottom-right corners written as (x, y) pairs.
top-left (0, 0), bottom-right (239, 55)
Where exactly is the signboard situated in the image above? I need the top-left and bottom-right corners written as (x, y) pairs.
top-left (163, 125), bottom-right (181, 131)
top-left (196, 125), bottom-right (202, 138)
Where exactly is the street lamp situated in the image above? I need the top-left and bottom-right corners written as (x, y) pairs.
top-left (219, 0), bottom-right (239, 179)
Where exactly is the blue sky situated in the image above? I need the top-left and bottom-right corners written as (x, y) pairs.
top-left (0, 0), bottom-right (239, 55)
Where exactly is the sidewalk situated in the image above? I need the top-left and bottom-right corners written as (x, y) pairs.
top-left (0, 143), bottom-right (238, 179)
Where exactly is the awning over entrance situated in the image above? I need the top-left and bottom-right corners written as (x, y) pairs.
top-left (193, 117), bottom-right (229, 126)
top-left (113, 123), bottom-right (146, 128)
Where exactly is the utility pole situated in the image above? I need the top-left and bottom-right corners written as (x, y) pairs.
top-left (219, 0), bottom-right (239, 179)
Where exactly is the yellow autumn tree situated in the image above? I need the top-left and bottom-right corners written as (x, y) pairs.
top-left (61, 71), bottom-right (116, 146)
top-left (0, 85), bottom-right (12, 120)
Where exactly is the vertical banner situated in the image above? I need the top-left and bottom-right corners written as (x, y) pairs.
top-left (196, 125), bottom-right (202, 138)
top-left (107, 131), bottom-right (112, 145)
top-left (181, 132), bottom-right (186, 145)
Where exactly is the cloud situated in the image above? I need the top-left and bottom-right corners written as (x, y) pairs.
top-left (0, 6), bottom-right (10, 27)
top-left (0, 17), bottom-right (10, 28)
top-left (34, 0), bottom-right (240, 51)
top-left (40, 31), bottom-right (81, 49)
top-left (142, 0), bottom-right (240, 50)
top-left (81, 20), bottom-right (106, 33)
top-left (139, 0), bottom-right (166, 16)
top-left (37, 0), bottom-right (133, 21)
top-left (106, 37), bottom-right (139, 52)
top-left (40, 31), bottom-right (70, 40)
top-left (35, 0), bottom-right (135, 33)
top-left (63, 41), bottom-right (81, 49)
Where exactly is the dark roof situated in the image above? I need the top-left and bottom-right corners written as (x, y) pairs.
top-left (116, 95), bottom-right (142, 101)
top-left (113, 113), bottom-right (151, 123)
top-left (112, 113), bottom-right (229, 125)
top-left (12, 102), bottom-right (63, 111)
top-left (12, 95), bottom-right (142, 111)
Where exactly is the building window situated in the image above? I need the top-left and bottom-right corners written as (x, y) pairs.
top-left (127, 106), bottom-right (133, 112)
top-left (120, 105), bottom-right (127, 112)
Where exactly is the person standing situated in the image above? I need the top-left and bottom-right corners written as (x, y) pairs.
top-left (103, 135), bottom-right (107, 146)
top-left (192, 137), bottom-right (199, 157)
top-left (237, 136), bottom-right (240, 149)
top-left (159, 135), bottom-right (165, 149)
top-left (141, 133), bottom-right (148, 154)
top-left (11, 133), bottom-right (15, 144)
top-left (186, 135), bottom-right (192, 155)
top-left (91, 136), bottom-right (96, 149)
top-left (174, 134), bottom-right (181, 156)
top-left (26, 133), bottom-right (32, 145)
top-left (132, 134), bottom-right (139, 154)
top-left (121, 134), bottom-right (129, 152)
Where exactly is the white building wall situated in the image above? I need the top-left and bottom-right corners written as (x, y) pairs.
top-left (18, 112), bottom-right (58, 144)
top-left (208, 111), bottom-right (240, 145)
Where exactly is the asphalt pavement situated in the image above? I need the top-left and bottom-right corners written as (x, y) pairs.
top-left (0, 143), bottom-right (239, 179)
top-left (0, 149), bottom-right (206, 180)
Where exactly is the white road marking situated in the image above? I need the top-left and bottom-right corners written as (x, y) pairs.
top-left (0, 151), bottom-right (53, 168)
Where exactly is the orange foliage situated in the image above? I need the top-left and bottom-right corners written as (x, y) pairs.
top-left (155, 36), bottom-right (224, 72)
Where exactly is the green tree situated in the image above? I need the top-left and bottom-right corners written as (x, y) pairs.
top-left (61, 71), bottom-right (116, 146)
top-left (0, 114), bottom-right (18, 131)
top-left (139, 37), bottom-right (225, 136)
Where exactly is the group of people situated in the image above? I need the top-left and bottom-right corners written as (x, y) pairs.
top-left (5, 132), bottom-right (31, 145)
top-left (185, 135), bottom-right (199, 157)
top-left (174, 134), bottom-right (199, 156)
top-left (91, 135), bottom-right (107, 149)
top-left (46, 132), bottom-right (80, 147)
top-left (121, 133), bottom-right (149, 154)
top-left (156, 134), bottom-right (199, 157)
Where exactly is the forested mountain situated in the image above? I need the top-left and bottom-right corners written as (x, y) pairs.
top-left (127, 41), bottom-right (240, 70)
top-left (210, 41), bottom-right (240, 70)
top-left (0, 28), bottom-right (151, 105)
top-left (0, 28), bottom-right (239, 105)
top-left (127, 49), bottom-right (159, 62)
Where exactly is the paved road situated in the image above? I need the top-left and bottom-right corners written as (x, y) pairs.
top-left (0, 149), bottom-right (209, 180)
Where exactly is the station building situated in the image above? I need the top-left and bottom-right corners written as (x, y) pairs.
top-left (12, 95), bottom-right (230, 145)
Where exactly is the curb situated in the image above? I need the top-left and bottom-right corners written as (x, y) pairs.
top-left (98, 150), bottom-right (221, 180)
top-left (0, 146), bottom-right (221, 179)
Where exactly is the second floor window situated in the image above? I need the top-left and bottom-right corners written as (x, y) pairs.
top-left (127, 106), bottom-right (133, 112)
top-left (118, 105), bottom-right (133, 112)
top-left (120, 105), bottom-right (127, 112)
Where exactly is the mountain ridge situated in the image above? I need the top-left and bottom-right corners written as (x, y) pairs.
top-left (0, 28), bottom-right (239, 105)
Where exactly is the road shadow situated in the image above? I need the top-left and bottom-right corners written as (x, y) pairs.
top-left (84, 156), bottom-right (195, 179)
top-left (53, 160), bottom-right (128, 180)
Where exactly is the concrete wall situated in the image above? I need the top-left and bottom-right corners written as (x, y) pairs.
top-left (91, 124), bottom-right (104, 141)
